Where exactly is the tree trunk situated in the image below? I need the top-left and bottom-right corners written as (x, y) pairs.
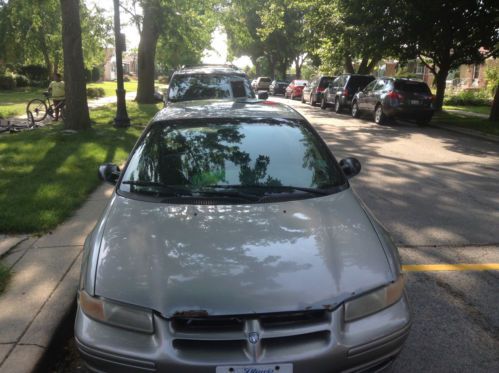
top-left (344, 54), bottom-right (355, 74)
top-left (136, 1), bottom-right (160, 104)
top-left (39, 35), bottom-right (53, 78)
top-left (294, 58), bottom-right (301, 79)
top-left (433, 66), bottom-right (449, 111)
top-left (490, 84), bottom-right (499, 121)
top-left (357, 57), bottom-right (369, 74)
top-left (280, 58), bottom-right (288, 81)
top-left (60, 0), bottom-right (91, 130)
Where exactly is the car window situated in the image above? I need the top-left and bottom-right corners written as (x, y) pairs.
top-left (260, 78), bottom-right (271, 83)
top-left (319, 77), bottom-right (333, 88)
top-left (168, 74), bottom-right (254, 102)
top-left (120, 118), bottom-right (346, 199)
top-left (374, 80), bottom-right (386, 91)
top-left (348, 76), bottom-right (375, 90)
top-left (394, 80), bottom-right (431, 94)
top-left (363, 80), bottom-right (377, 92)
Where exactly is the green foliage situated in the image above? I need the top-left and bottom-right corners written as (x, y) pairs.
top-left (86, 87), bottom-right (105, 99)
top-left (14, 74), bottom-right (30, 87)
top-left (485, 65), bottom-right (499, 95)
top-left (18, 65), bottom-right (49, 81)
top-left (0, 74), bottom-right (16, 90)
top-left (91, 67), bottom-right (101, 83)
top-left (444, 90), bottom-right (492, 106)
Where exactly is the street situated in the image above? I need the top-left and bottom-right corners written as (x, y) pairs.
top-left (51, 97), bottom-right (499, 372)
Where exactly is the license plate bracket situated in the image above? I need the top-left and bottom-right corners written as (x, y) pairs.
top-left (216, 363), bottom-right (293, 373)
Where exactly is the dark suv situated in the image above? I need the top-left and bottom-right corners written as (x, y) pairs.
top-left (321, 74), bottom-right (375, 113)
top-left (167, 64), bottom-right (256, 103)
top-left (302, 76), bottom-right (335, 106)
top-left (351, 78), bottom-right (434, 125)
top-left (269, 80), bottom-right (290, 95)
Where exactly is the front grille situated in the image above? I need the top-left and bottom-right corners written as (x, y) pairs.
top-left (170, 310), bottom-right (333, 363)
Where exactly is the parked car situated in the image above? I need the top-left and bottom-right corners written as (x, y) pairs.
top-left (167, 64), bottom-right (256, 103)
top-left (321, 74), bottom-right (375, 113)
top-left (284, 79), bottom-right (308, 100)
top-left (302, 76), bottom-right (335, 106)
top-left (76, 99), bottom-right (411, 373)
top-left (253, 76), bottom-right (272, 91)
top-left (269, 80), bottom-right (290, 95)
top-left (351, 78), bottom-right (434, 125)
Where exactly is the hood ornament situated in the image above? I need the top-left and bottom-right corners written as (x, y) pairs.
top-left (248, 332), bottom-right (259, 344)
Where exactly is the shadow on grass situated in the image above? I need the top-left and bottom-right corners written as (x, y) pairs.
top-left (0, 103), bottom-right (160, 234)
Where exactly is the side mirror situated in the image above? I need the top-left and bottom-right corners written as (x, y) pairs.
top-left (98, 163), bottom-right (121, 184)
top-left (257, 91), bottom-right (269, 100)
top-left (339, 157), bottom-right (361, 179)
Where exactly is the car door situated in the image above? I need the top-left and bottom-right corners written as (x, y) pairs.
top-left (368, 79), bottom-right (386, 111)
top-left (328, 76), bottom-right (341, 103)
top-left (357, 80), bottom-right (377, 110)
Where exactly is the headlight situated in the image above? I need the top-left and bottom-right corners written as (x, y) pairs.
top-left (344, 275), bottom-right (405, 322)
top-left (79, 290), bottom-right (154, 333)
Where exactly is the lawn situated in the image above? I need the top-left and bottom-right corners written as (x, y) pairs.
top-left (87, 80), bottom-right (138, 97)
top-left (432, 111), bottom-right (499, 136)
top-left (0, 81), bottom-right (139, 119)
top-left (443, 105), bottom-right (491, 116)
top-left (0, 101), bottom-right (162, 234)
top-left (0, 262), bottom-right (9, 295)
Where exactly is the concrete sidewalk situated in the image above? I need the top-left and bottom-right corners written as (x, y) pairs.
top-left (0, 183), bottom-right (114, 373)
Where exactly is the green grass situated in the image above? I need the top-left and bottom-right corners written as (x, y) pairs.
top-left (0, 81), bottom-right (139, 119)
top-left (0, 101), bottom-right (162, 234)
top-left (443, 105), bottom-right (491, 116)
top-left (87, 81), bottom-right (138, 97)
top-left (0, 262), bottom-right (10, 295)
top-left (432, 111), bottom-right (499, 136)
top-left (0, 87), bottom-right (45, 119)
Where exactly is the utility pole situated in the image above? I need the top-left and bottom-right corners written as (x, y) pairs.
top-left (113, 0), bottom-right (130, 128)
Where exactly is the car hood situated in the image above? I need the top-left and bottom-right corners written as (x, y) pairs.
top-left (93, 189), bottom-right (392, 317)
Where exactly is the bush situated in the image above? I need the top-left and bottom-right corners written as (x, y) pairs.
top-left (18, 65), bottom-right (49, 81)
top-left (15, 74), bottom-right (30, 87)
top-left (123, 75), bottom-right (131, 82)
top-left (485, 65), bottom-right (499, 95)
top-left (31, 80), bottom-right (50, 88)
top-left (91, 67), bottom-right (101, 82)
top-left (444, 89), bottom-right (492, 106)
top-left (0, 75), bottom-right (17, 90)
top-left (86, 87), bottom-right (105, 98)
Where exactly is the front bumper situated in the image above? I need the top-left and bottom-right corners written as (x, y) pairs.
top-left (75, 293), bottom-right (411, 373)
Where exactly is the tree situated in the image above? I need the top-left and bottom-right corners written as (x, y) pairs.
top-left (490, 84), bottom-right (499, 121)
top-left (397, 0), bottom-right (499, 111)
top-left (302, 0), bottom-right (399, 75)
top-left (60, 0), bottom-right (91, 130)
top-left (124, 0), bottom-right (216, 103)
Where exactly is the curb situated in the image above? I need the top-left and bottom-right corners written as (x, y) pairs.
top-left (429, 123), bottom-right (499, 143)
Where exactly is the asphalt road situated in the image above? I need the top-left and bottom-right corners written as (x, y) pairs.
top-left (51, 96), bottom-right (499, 372)
top-left (274, 96), bottom-right (499, 372)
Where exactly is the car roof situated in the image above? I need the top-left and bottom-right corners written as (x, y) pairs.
top-left (173, 64), bottom-right (246, 76)
top-left (152, 99), bottom-right (303, 123)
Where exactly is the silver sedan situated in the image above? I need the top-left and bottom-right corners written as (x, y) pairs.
top-left (75, 99), bottom-right (411, 373)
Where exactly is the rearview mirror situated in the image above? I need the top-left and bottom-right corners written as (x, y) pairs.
top-left (98, 163), bottom-right (121, 184)
top-left (257, 91), bottom-right (269, 100)
top-left (339, 157), bottom-right (361, 179)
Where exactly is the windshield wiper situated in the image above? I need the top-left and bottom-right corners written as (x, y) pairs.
top-left (196, 188), bottom-right (262, 202)
top-left (122, 180), bottom-right (192, 197)
top-left (204, 184), bottom-right (331, 196)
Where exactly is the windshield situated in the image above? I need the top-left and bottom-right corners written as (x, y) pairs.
top-left (348, 76), bottom-right (375, 89)
top-left (319, 77), bottom-right (334, 88)
top-left (120, 119), bottom-right (346, 202)
top-left (394, 81), bottom-right (431, 94)
top-left (168, 74), bottom-right (254, 102)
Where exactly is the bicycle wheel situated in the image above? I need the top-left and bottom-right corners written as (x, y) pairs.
top-left (27, 99), bottom-right (48, 122)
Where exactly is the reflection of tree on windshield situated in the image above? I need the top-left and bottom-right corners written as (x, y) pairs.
top-left (129, 123), bottom-right (282, 188)
top-left (169, 75), bottom-right (253, 101)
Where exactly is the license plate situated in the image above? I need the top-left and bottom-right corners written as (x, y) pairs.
top-left (409, 99), bottom-right (420, 105)
top-left (216, 363), bottom-right (293, 373)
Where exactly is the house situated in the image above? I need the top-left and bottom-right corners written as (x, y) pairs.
top-left (102, 48), bottom-right (138, 81)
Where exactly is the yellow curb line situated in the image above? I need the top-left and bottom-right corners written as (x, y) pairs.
top-left (402, 263), bottom-right (499, 272)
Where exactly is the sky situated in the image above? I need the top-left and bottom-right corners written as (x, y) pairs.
top-left (85, 0), bottom-right (252, 68)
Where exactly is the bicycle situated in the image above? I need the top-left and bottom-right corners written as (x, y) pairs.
top-left (26, 91), bottom-right (66, 122)
top-left (0, 111), bottom-right (36, 134)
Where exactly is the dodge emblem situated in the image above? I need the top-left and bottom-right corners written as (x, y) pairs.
top-left (248, 332), bottom-right (259, 344)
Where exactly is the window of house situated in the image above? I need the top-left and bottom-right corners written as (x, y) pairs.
top-left (472, 64), bottom-right (480, 80)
